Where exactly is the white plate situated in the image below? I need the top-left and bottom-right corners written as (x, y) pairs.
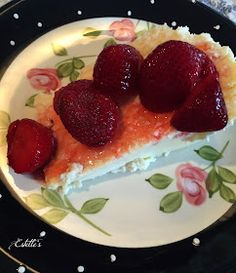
top-left (0, 17), bottom-right (235, 248)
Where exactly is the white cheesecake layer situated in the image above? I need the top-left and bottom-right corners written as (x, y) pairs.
top-left (48, 133), bottom-right (203, 193)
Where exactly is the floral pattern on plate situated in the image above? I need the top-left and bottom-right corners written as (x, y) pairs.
top-left (25, 188), bottom-right (110, 235)
top-left (25, 19), bottom-right (150, 89)
top-left (146, 141), bottom-right (236, 213)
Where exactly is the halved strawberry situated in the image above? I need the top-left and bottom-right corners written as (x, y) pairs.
top-left (139, 40), bottom-right (218, 113)
top-left (93, 44), bottom-right (143, 104)
top-left (55, 80), bottom-right (120, 147)
top-left (7, 119), bottom-right (56, 173)
top-left (171, 75), bottom-right (228, 132)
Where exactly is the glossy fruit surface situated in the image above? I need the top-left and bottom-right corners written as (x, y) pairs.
top-left (139, 40), bottom-right (218, 112)
top-left (7, 119), bottom-right (56, 173)
top-left (171, 75), bottom-right (228, 132)
top-left (93, 44), bottom-right (143, 104)
top-left (54, 80), bottom-right (120, 147)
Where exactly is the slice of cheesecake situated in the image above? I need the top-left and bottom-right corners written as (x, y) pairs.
top-left (36, 24), bottom-right (236, 193)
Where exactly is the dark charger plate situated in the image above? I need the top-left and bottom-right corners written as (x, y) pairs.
top-left (0, 0), bottom-right (236, 272)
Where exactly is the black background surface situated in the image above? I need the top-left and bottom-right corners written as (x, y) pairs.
top-left (0, 0), bottom-right (236, 272)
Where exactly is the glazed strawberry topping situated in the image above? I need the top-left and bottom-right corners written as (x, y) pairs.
top-left (93, 44), bottom-right (143, 104)
top-left (54, 80), bottom-right (120, 147)
top-left (139, 40), bottom-right (218, 113)
top-left (171, 75), bottom-right (228, 132)
top-left (7, 119), bottom-right (56, 173)
top-left (40, 100), bottom-right (173, 181)
top-left (8, 38), bottom-right (228, 178)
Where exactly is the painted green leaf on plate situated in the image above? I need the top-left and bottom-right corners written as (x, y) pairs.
top-left (195, 145), bottom-right (222, 161)
top-left (72, 57), bottom-right (85, 69)
top-left (220, 184), bottom-right (236, 203)
top-left (218, 166), bottom-right (236, 184)
top-left (42, 208), bottom-right (68, 224)
top-left (42, 189), bottom-right (66, 208)
top-left (160, 191), bottom-right (183, 213)
top-left (52, 43), bottom-right (68, 56)
top-left (25, 94), bottom-right (38, 108)
top-left (57, 63), bottom-right (74, 77)
top-left (70, 70), bottom-right (79, 82)
top-left (146, 173), bottom-right (173, 189)
top-left (83, 30), bottom-right (102, 37)
top-left (104, 38), bottom-right (117, 48)
top-left (63, 195), bottom-right (75, 210)
top-left (24, 193), bottom-right (50, 210)
top-left (80, 198), bottom-right (109, 214)
top-left (206, 168), bottom-right (221, 198)
top-left (0, 111), bottom-right (10, 129)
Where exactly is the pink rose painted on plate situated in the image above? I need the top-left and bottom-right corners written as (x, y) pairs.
top-left (109, 19), bottom-right (136, 42)
top-left (176, 163), bottom-right (207, 206)
top-left (27, 68), bottom-right (61, 92)
top-left (147, 141), bottom-right (235, 213)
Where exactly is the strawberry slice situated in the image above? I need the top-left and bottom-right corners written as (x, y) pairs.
top-left (171, 75), bottom-right (228, 132)
top-left (7, 119), bottom-right (56, 173)
top-left (54, 80), bottom-right (120, 147)
top-left (139, 40), bottom-right (217, 113)
top-left (93, 44), bottom-right (143, 104)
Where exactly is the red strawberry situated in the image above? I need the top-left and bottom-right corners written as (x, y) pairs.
top-left (55, 80), bottom-right (120, 147)
top-left (93, 44), bottom-right (143, 104)
top-left (7, 119), bottom-right (56, 174)
top-left (171, 75), bottom-right (228, 132)
top-left (139, 40), bottom-right (218, 112)
top-left (53, 80), bottom-right (89, 115)
top-left (53, 87), bottom-right (65, 115)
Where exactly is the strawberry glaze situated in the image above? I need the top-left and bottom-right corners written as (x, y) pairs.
top-left (38, 98), bottom-right (173, 183)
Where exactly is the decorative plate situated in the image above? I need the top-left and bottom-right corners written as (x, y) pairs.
top-left (0, 0), bottom-right (236, 272)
